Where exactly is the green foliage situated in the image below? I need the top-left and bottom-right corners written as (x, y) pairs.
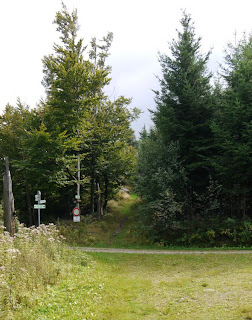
top-left (211, 34), bottom-right (252, 216)
top-left (0, 3), bottom-right (137, 223)
top-left (0, 101), bottom-right (69, 223)
top-left (57, 190), bottom-right (145, 247)
top-left (135, 128), bottom-right (187, 243)
top-left (134, 12), bottom-right (252, 246)
top-left (136, 128), bottom-right (185, 202)
top-left (153, 11), bottom-right (213, 190)
top-left (192, 176), bottom-right (222, 218)
top-left (40, 3), bottom-right (138, 219)
top-left (82, 96), bottom-right (137, 206)
top-left (180, 218), bottom-right (252, 247)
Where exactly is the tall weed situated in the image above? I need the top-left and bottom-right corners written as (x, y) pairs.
top-left (0, 223), bottom-right (65, 319)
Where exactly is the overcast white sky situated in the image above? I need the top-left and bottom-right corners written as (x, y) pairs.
top-left (1, 0), bottom-right (252, 137)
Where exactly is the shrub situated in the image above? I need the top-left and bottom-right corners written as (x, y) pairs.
top-left (178, 217), bottom-right (252, 247)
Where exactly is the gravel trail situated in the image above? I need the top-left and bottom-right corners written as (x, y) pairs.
top-left (73, 247), bottom-right (252, 255)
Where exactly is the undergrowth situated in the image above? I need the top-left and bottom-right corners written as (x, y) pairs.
top-left (0, 222), bottom-right (75, 319)
top-left (57, 189), bottom-right (252, 249)
top-left (57, 190), bottom-right (147, 248)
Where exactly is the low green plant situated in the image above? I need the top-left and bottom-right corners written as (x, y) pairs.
top-left (177, 217), bottom-right (252, 247)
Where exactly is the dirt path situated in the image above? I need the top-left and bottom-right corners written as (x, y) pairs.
top-left (112, 216), bottom-right (128, 237)
top-left (74, 247), bottom-right (252, 254)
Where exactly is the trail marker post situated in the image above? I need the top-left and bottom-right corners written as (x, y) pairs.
top-left (34, 191), bottom-right (46, 226)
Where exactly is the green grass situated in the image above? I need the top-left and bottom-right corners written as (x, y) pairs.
top-left (13, 250), bottom-right (252, 319)
top-left (57, 190), bottom-right (151, 248)
top-left (88, 253), bottom-right (252, 320)
top-left (4, 192), bottom-right (252, 319)
top-left (58, 190), bottom-right (252, 251)
top-left (4, 195), bottom-right (252, 320)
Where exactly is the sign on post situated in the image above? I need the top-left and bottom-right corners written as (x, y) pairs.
top-left (34, 204), bottom-right (46, 209)
top-left (72, 207), bottom-right (81, 216)
top-left (73, 215), bottom-right (80, 222)
top-left (34, 191), bottom-right (46, 226)
top-left (72, 207), bottom-right (81, 222)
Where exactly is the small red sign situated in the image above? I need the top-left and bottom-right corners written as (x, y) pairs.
top-left (72, 207), bottom-right (81, 216)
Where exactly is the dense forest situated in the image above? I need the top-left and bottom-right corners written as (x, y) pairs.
top-left (136, 12), bottom-right (252, 246)
top-left (1, 6), bottom-right (252, 246)
top-left (0, 4), bottom-right (138, 224)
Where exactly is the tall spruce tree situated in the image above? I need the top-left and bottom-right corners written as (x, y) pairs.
top-left (153, 11), bottom-right (213, 192)
top-left (211, 35), bottom-right (252, 217)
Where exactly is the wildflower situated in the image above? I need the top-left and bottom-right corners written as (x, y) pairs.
top-left (6, 248), bottom-right (21, 257)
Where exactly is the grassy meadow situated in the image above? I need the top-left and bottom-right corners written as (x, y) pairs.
top-left (86, 252), bottom-right (252, 320)
top-left (1, 192), bottom-right (252, 319)
top-left (10, 251), bottom-right (252, 320)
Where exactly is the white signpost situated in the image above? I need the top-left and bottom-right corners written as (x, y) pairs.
top-left (34, 204), bottom-right (46, 209)
top-left (34, 191), bottom-right (46, 226)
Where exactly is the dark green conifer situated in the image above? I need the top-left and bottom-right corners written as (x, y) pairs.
top-left (153, 11), bottom-right (213, 190)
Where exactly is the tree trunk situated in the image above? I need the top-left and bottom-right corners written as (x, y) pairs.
top-left (96, 178), bottom-right (103, 220)
top-left (103, 176), bottom-right (109, 214)
top-left (26, 183), bottom-right (34, 226)
top-left (242, 194), bottom-right (246, 219)
top-left (3, 157), bottom-right (15, 236)
top-left (90, 176), bottom-right (95, 214)
top-left (90, 151), bottom-right (95, 214)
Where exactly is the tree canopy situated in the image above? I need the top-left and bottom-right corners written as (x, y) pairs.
top-left (0, 3), bottom-right (138, 224)
top-left (153, 11), bottom-right (213, 191)
top-left (1, 7), bottom-right (252, 246)
top-left (135, 12), bottom-right (252, 246)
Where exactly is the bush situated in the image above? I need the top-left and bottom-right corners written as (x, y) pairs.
top-left (179, 217), bottom-right (252, 247)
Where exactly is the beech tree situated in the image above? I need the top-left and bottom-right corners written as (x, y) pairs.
top-left (40, 3), bottom-right (137, 218)
top-left (0, 102), bottom-right (60, 224)
top-left (82, 97), bottom-right (137, 219)
top-left (1, 4), bottom-right (138, 222)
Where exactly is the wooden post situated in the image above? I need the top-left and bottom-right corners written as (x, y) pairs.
top-left (3, 157), bottom-right (15, 236)
top-left (96, 180), bottom-right (103, 220)
top-left (77, 152), bottom-right (80, 209)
